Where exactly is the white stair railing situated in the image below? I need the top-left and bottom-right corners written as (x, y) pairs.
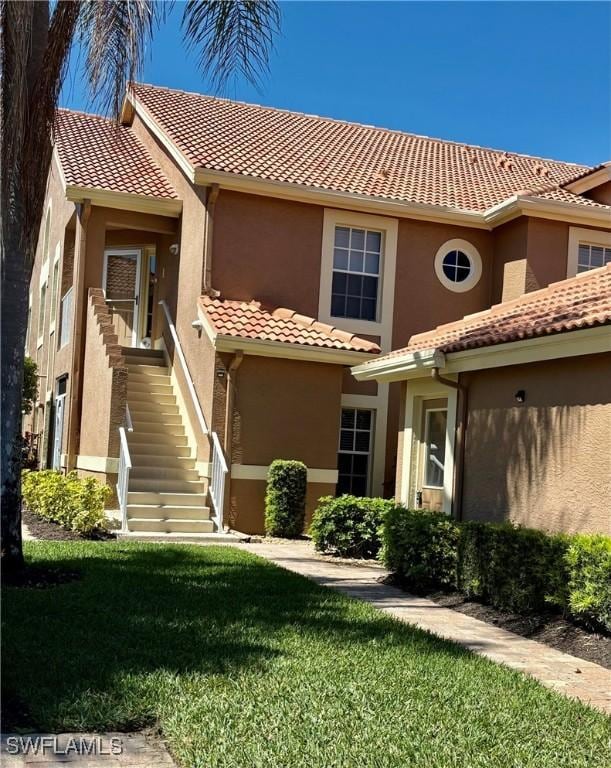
top-left (117, 405), bottom-right (133, 532)
top-left (209, 431), bottom-right (229, 532)
top-left (158, 300), bottom-right (229, 530)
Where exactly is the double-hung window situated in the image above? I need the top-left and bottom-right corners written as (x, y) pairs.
top-left (577, 243), bottom-right (611, 273)
top-left (337, 407), bottom-right (374, 496)
top-left (331, 226), bottom-right (381, 321)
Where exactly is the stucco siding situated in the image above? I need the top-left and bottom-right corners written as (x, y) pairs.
top-left (461, 353), bottom-right (611, 534)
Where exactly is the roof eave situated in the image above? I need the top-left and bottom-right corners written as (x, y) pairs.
top-left (564, 163), bottom-right (611, 194)
top-left (354, 325), bottom-right (610, 383)
top-left (215, 333), bottom-right (379, 365)
top-left (352, 348), bottom-right (446, 382)
top-left (484, 195), bottom-right (611, 229)
top-left (65, 185), bottom-right (182, 218)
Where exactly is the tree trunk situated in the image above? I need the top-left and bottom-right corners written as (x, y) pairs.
top-left (1, 223), bottom-right (31, 573)
top-left (1, 1), bottom-right (50, 573)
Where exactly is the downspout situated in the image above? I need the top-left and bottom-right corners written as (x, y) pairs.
top-left (65, 200), bottom-right (91, 471)
top-left (431, 366), bottom-right (468, 521)
top-left (202, 183), bottom-right (220, 295)
top-left (223, 351), bottom-right (243, 523)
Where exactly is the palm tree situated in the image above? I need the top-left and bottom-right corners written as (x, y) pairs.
top-left (1, 0), bottom-right (280, 573)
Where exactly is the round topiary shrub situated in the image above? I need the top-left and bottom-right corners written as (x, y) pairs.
top-left (310, 495), bottom-right (394, 558)
top-left (264, 460), bottom-right (307, 537)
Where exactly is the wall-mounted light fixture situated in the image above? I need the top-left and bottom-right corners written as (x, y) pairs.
top-left (169, 243), bottom-right (180, 256)
top-left (514, 389), bottom-right (526, 404)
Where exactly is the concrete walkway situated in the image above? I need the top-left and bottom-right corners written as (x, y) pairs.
top-left (0, 732), bottom-right (176, 767)
top-left (240, 540), bottom-right (611, 715)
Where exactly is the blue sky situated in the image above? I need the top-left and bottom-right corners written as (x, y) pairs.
top-left (61, 1), bottom-right (610, 166)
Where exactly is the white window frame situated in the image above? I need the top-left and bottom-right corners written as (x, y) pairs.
top-left (422, 407), bottom-right (448, 490)
top-left (330, 225), bottom-right (383, 323)
top-left (319, 209), bottom-right (398, 341)
top-left (49, 243), bottom-right (61, 335)
top-left (434, 239), bottom-right (482, 293)
top-left (37, 279), bottom-right (47, 349)
top-left (337, 406), bottom-right (375, 496)
top-left (567, 227), bottom-right (611, 277)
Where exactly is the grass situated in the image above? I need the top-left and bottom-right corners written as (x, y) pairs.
top-left (2, 541), bottom-right (610, 768)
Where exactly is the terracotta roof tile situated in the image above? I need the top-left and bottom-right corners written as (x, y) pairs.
top-left (55, 109), bottom-right (177, 199)
top-left (200, 296), bottom-right (380, 355)
top-left (377, 264), bottom-right (611, 360)
top-left (130, 82), bottom-right (590, 213)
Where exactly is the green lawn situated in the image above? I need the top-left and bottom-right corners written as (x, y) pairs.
top-left (2, 541), bottom-right (609, 768)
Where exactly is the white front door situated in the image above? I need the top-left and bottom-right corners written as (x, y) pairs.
top-left (103, 249), bottom-right (142, 347)
top-left (52, 393), bottom-right (66, 470)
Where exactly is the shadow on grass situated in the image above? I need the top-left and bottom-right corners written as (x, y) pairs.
top-left (2, 542), bottom-right (469, 731)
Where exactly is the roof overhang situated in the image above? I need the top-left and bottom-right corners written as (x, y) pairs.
top-left (483, 194), bottom-right (611, 230)
top-left (564, 163), bottom-right (611, 194)
top-left (352, 325), bottom-right (611, 382)
top-left (196, 304), bottom-right (378, 366)
top-left (65, 185), bottom-right (182, 218)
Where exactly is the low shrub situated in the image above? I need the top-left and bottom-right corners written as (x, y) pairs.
top-left (22, 470), bottom-right (109, 534)
top-left (458, 522), bottom-right (568, 614)
top-left (264, 460), bottom-right (307, 537)
top-left (310, 495), bottom-right (393, 558)
top-left (381, 507), bottom-right (460, 592)
top-left (565, 534), bottom-right (611, 632)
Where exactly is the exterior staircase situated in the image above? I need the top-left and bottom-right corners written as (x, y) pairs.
top-left (121, 347), bottom-right (214, 535)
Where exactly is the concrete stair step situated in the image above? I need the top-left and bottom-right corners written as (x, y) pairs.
top-left (127, 421), bottom-right (185, 436)
top-left (122, 348), bottom-right (165, 365)
top-left (128, 369), bottom-right (171, 382)
top-left (129, 404), bottom-right (180, 418)
top-left (128, 394), bottom-right (176, 408)
top-left (127, 432), bottom-right (189, 448)
top-left (131, 413), bottom-right (183, 427)
top-left (128, 478), bottom-right (206, 493)
top-left (131, 466), bottom-right (201, 482)
top-left (127, 518), bottom-right (215, 534)
top-left (128, 491), bottom-right (208, 506)
top-left (127, 504), bottom-right (210, 520)
top-left (131, 454), bottom-right (196, 469)
top-left (128, 443), bottom-right (191, 457)
top-left (128, 382), bottom-right (174, 395)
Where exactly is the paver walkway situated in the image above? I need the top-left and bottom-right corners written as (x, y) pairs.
top-left (0, 732), bottom-right (176, 767)
top-left (240, 540), bottom-right (611, 715)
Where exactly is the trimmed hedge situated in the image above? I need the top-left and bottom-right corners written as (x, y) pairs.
top-left (565, 535), bottom-right (611, 632)
top-left (310, 495), bottom-right (393, 558)
top-left (22, 470), bottom-right (109, 534)
top-left (381, 507), bottom-right (460, 593)
top-left (458, 522), bottom-right (568, 613)
top-left (264, 460), bottom-right (307, 537)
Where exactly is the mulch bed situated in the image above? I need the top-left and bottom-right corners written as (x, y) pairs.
top-left (427, 590), bottom-right (611, 670)
top-left (22, 506), bottom-right (114, 542)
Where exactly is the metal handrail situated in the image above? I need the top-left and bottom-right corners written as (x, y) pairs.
top-left (117, 420), bottom-right (132, 533)
top-left (158, 300), bottom-right (209, 436)
top-left (125, 403), bottom-right (133, 432)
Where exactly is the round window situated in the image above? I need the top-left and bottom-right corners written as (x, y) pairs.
top-left (434, 240), bottom-right (482, 292)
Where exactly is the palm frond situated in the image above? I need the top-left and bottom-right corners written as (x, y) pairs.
top-left (182, 0), bottom-right (281, 92)
top-left (78, 0), bottom-right (162, 117)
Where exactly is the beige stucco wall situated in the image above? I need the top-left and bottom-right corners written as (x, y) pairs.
top-left (227, 355), bottom-right (344, 533)
top-left (461, 353), bottom-right (611, 534)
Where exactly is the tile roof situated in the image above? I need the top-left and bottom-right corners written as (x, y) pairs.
top-left (54, 109), bottom-right (178, 199)
top-left (130, 82), bottom-right (590, 213)
top-left (200, 296), bottom-right (380, 355)
top-left (376, 264), bottom-right (611, 360)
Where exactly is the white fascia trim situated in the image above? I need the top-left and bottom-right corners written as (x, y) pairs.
top-left (356, 326), bottom-right (610, 382)
top-left (214, 334), bottom-right (378, 366)
top-left (231, 464), bottom-right (339, 484)
top-left (195, 167), bottom-right (490, 228)
top-left (352, 349), bottom-right (446, 382)
top-left (65, 185), bottom-right (182, 218)
top-left (76, 455), bottom-right (119, 474)
top-left (485, 195), bottom-right (611, 229)
top-left (444, 325), bottom-right (611, 373)
top-left (565, 164), bottom-right (611, 194)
